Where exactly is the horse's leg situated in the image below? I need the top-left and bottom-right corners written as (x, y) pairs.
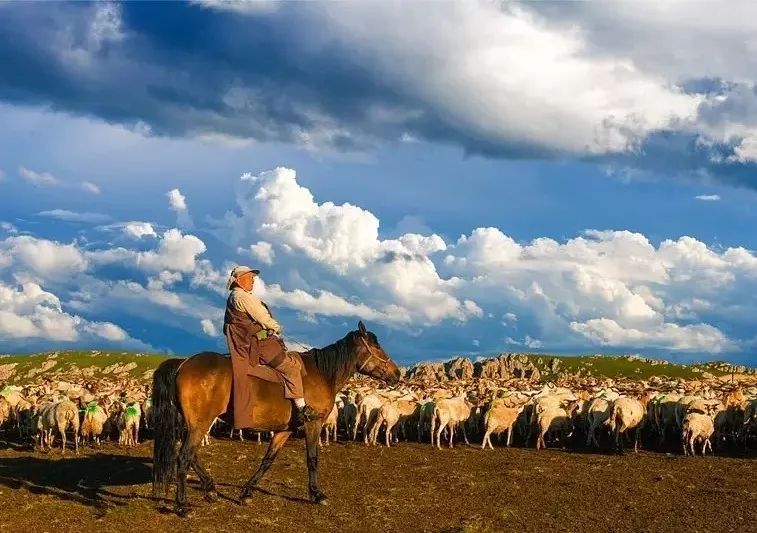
top-left (175, 425), bottom-right (205, 517)
top-left (240, 431), bottom-right (292, 504)
top-left (304, 421), bottom-right (328, 505)
top-left (191, 455), bottom-right (218, 503)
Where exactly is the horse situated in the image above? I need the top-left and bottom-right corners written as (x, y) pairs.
top-left (151, 321), bottom-right (400, 516)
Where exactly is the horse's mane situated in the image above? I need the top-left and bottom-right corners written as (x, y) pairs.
top-left (303, 332), bottom-right (360, 384)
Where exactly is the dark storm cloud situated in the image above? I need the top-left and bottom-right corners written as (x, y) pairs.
top-left (1, 2), bottom-right (757, 189)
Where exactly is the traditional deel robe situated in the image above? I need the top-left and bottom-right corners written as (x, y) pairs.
top-left (224, 288), bottom-right (304, 429)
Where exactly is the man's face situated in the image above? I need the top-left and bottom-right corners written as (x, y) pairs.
top-left (237, 272), bottom-right (255, 291)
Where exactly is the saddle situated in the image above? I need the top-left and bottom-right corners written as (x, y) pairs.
top-left (246, 351), bottom-right (307, 384)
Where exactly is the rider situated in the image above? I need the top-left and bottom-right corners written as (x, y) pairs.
top-left (224, 265), bottom-right (319, 427)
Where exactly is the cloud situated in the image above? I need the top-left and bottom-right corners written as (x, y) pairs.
top-left (225, 168), bottom-right (478, 325)
top-left (200, 318), bottom-right (217, 336)
top-left (248, 241), bottom-right (275, 265)
top-left (167, 188), bottom-right (193, 229)
top-left (1, 164), bottom-right (756, 358)
top-left (0, 235), bottom-right (89, 278)
top-left (19, 166), bottom-right (59, 186)
top-left (37, 209), bottom-right (111, 223)
top-left (122, 221), bottom-right (157, 239)
top-left (2, 2), bottom-right (756, 188)
top-left (695, 194), bottom-right (721, 201)
top-left (0, 280), bottom-right (149, 349)
top-left (81, 181), bottom-right (101, 194)
top-left (569, 318), bottom-right (734, 353)
top-left (167, 188), bottom-right (187, 211)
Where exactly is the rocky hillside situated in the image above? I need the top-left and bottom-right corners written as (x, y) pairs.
top-left (0, 350), bottom-right (753, 386)
top-left (0, 351), bottom-right (164, 385)
top-left (403, 353), bottom-right (754, 383)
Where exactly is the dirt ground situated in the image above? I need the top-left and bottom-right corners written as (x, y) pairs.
top-left (0, 436), bottom-right (756, 533)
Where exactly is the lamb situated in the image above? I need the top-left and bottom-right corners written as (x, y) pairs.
top-left (682, 412), bottom-right (714, 456)
top-left (80, 402), bottom-right (107, 446)
top-left (481, 403), bottom-right (524, 449)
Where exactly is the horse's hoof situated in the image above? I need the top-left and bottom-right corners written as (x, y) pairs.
top-left (310, 492), bottom-right (329, 505)
top-left (176, 505), bottom-right (194, 518)
top-left (239, 494), bottom-right (254, 506)
top-left (204, 490), bottom-right (218, 503)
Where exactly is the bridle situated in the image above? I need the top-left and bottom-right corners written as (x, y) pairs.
top-left (356, 334), bottom-right (391, 373)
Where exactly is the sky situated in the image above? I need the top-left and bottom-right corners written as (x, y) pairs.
top-left (1, 1), bottom-right (757, 366)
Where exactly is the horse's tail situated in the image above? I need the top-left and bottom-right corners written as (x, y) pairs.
top-left (152, 358), bottom-right (184, 496)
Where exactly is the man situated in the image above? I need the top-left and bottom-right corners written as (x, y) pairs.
top-left (224, 266), bottom-right (319, 428)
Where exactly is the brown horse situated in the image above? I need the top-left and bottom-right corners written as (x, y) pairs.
top-left (151, 321), bottom-right (400, 515)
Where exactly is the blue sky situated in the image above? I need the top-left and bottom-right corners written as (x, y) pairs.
top-left (1, 2), bottom-right (757, 365)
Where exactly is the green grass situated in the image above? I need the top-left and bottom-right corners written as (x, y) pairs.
top-left (0, 350), bottom-right (175, 384)
top-left (0, 350), bottom-right (742, 385)
top-left (523, 353), bottom-right (732, 380)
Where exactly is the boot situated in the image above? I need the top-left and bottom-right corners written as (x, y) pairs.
top-left (296, 405), bottom-right (320, 425)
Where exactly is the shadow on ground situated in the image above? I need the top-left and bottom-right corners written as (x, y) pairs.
top-left (0, 452), bottom-right (154, 516)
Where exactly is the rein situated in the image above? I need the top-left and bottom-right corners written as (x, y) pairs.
top-left (356, 335), bottom-right (390, 373)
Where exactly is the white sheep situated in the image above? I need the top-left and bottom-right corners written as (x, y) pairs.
top-left (482, 403), bottom-right (524, 449)
top-left (682, 412), bottom-right (714, 456)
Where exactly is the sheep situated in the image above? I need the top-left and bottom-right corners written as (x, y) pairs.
top-left (649, 393), bottom-right (681, 445)
top-left (80, 402), bottom-right (107, 447)
top-left (417, 399), bottom-right (436, 442)
top-left (141, 397), bottom-right (153, 431)
top-left (118, 401), bottom-right (141, 447)
top-left (431, 396), bottom-right (474, 449)
top-left (608, 397), bottom-right (646, 453)
top-left (481, 403), bottom-right (524, 449)
top-left (682, 412), bottom-right (714, 456)
top-left (320, 404), bottom-right (338, 446)
top-left (370, 399), bottom-right (419, 447)
top-left (0, 397), bottom-right (10, 428)
top-left (354, 393), bottom-right (385, 443)
top-left (339, 393), bottom-right (358, 439)
top-left (742, 398), bottom-right (757, 442)
top-left (37, 399), bottom-right (79, 455)
top-left (584, 397), bottom-right (613, 448)
top-left (535, 406), bottom-right (574, 450)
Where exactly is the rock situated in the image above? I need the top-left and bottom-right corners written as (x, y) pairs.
top-left (56, 381), bottom-right (74, 392)
top-left (0, 363), bottom-right (18, 381)
top-left (548, 358), bottom-right (561, 373)
top-left (445, 357), bottom-right (474, 380)
top-left (473, 353), bottom-right (541, 381)
top-left (25, 359), bottom-right (57, 378)
top-left (405, 362), bottom-right (447, 382)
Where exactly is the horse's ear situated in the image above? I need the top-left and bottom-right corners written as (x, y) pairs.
top-left (357, 320), bottom-right (367, 335)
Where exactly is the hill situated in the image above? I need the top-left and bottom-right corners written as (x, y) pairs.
top-left (0, 350), bottom-right (753, 386)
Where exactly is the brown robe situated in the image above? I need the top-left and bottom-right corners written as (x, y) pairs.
top-left (224, 295), bottom-right (305, 429)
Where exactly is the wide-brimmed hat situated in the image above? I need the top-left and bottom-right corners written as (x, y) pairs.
top-left (226, 265), bottom-right (260, 289)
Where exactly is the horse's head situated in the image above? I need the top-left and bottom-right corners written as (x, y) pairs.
top-left (353, 321), bottom-right (401, 384)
